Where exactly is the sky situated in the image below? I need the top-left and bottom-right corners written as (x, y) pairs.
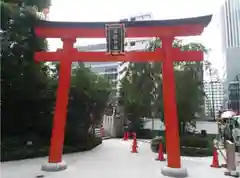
top-left (47, 0), bottom-right (225, 49)
top-left (47, 0), bottom-right (226, 79)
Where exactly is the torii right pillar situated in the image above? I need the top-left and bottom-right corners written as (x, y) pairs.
top-left (160, 37), bottom-right (203, 177)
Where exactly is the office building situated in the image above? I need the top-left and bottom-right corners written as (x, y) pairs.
top-left (204, 81), bottom-right (225, 117)
top-left (204, 0), bottom-right (240, 113)
top-left (220, 0), bottom-right (240, 85)
top-left (228, 80), bottom-right (240, 114)
top-left (221, 0), bottom-right (240, 112)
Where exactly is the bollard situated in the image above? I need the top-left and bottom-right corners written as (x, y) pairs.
top-left (224, 140), bottom-right (239, 177)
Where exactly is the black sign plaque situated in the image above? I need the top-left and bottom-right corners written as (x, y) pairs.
top-left (105, 23), bottom-right (125, 55)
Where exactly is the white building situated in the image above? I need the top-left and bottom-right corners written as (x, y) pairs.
top-left (204, 81), bottom-right (224, 117)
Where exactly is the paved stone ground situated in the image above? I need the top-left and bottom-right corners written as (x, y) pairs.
top-left (1, 139), bottom-right (229, 178)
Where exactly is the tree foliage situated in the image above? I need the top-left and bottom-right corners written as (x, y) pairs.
top-left (1, 1), bottom-right (53, 137)
top-left (1, 1), bottom-right (111, 160)
top-left (66, 63), bottom-right (111, 144)
top-left (120, 38), bottom-right (209, 132)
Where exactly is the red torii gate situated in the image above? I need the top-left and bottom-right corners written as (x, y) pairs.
top-left (35, 15), bottom-right (212, 176)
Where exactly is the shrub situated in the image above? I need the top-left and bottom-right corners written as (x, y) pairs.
top-left (180, 135), bottom-right (213, 157)
top-left (150, 136), bottom-right (166, 153)
top-left (180, 135), bottom-right (211, 148)
top-left (150, 135), bottom-right (214, 157)
top-left (137, 129), bottom-right (153, 139)
top-left (1, 135), bottom-right (102, 162)
top-left (137, 129), bottom-right (165, 139)
top-left (180, 147), bottom-right (212, 157)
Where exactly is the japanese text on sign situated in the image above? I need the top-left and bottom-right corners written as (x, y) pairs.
top-left (106, 24), bottom-right (125, 55)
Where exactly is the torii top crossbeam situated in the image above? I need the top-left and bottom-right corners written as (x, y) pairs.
top-left (35, 15), bottom-right (212, 38)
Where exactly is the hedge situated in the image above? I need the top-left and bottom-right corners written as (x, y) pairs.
top-left (150, 134), bottom-right (215, 157)
top-left (137, 129), bottom-right (165, 139)
top-left (1, 137), bottom-right (102, 162)
top-left (150, 136), bottom-right (166, 153)
top-left (179, 135), bottom-right (214, 157)
top-left (115, 129), bottom-right (165, 139)
top-left (180, 146), bottom-right (212, 157)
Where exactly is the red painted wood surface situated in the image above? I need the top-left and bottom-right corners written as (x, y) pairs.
top-left (35, 49), bottom-right (202, 62)
top-left (35, 24), bottom-right (204, 38)
top-left (48, 38), bottom-right (75, 163)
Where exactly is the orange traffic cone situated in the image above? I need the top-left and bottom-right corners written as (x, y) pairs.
top-left (127, 132), bottom-right (130, 140)
top-left (131, 133), bottom-right (138, 153)
top-left (123, 132), bottom-right (128, 140)
top-left (100, 124), bottom-right (104, 137)
top-left (155, 142), bottom-right (165, 161)
top-left (210, 146), bottom-right (220, 168)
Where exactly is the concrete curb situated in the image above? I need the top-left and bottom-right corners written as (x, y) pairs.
top-left (102, 137), bottom-right (111, 140)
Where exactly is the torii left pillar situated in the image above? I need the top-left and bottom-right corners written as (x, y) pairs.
top-left (41, 38), bottom-right (76, 172)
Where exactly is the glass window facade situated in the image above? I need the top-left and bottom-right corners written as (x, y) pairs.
top-left (223, 0), bottom-right (240, 48)
top-left (204, 81), bottom-right (225, 117)
top-left (228, 81), bottom-right (240, 113)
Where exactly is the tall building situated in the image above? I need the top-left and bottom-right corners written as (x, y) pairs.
top-left (220, 0), bottom-right (240, 84)
top-left (220, 0), bottom-right (240, 112)
top-left (221, 0), bottom-right (240, 49)
top-left (204, 0), bottom-right (240, 113)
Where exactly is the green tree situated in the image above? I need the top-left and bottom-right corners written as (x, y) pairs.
top-left (1, 1), bottom-right (53, 139)
top-left (65, 63), bottom-right (111, 145)
top-left (120, 38), bottom-right (208, 133)
top-left (2, 0), bottom-right (51, 11)
top-left (119, 62), bottom-right (155, 131)
top-left (149, 38), bottom-right (208, 126)
top-left (1, 1), bottom-right (111, 161)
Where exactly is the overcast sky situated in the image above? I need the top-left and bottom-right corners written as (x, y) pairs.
top-left (47, 0), bottom-right (225, 49)
top-left (47, 0), bottom-right (226, 79)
